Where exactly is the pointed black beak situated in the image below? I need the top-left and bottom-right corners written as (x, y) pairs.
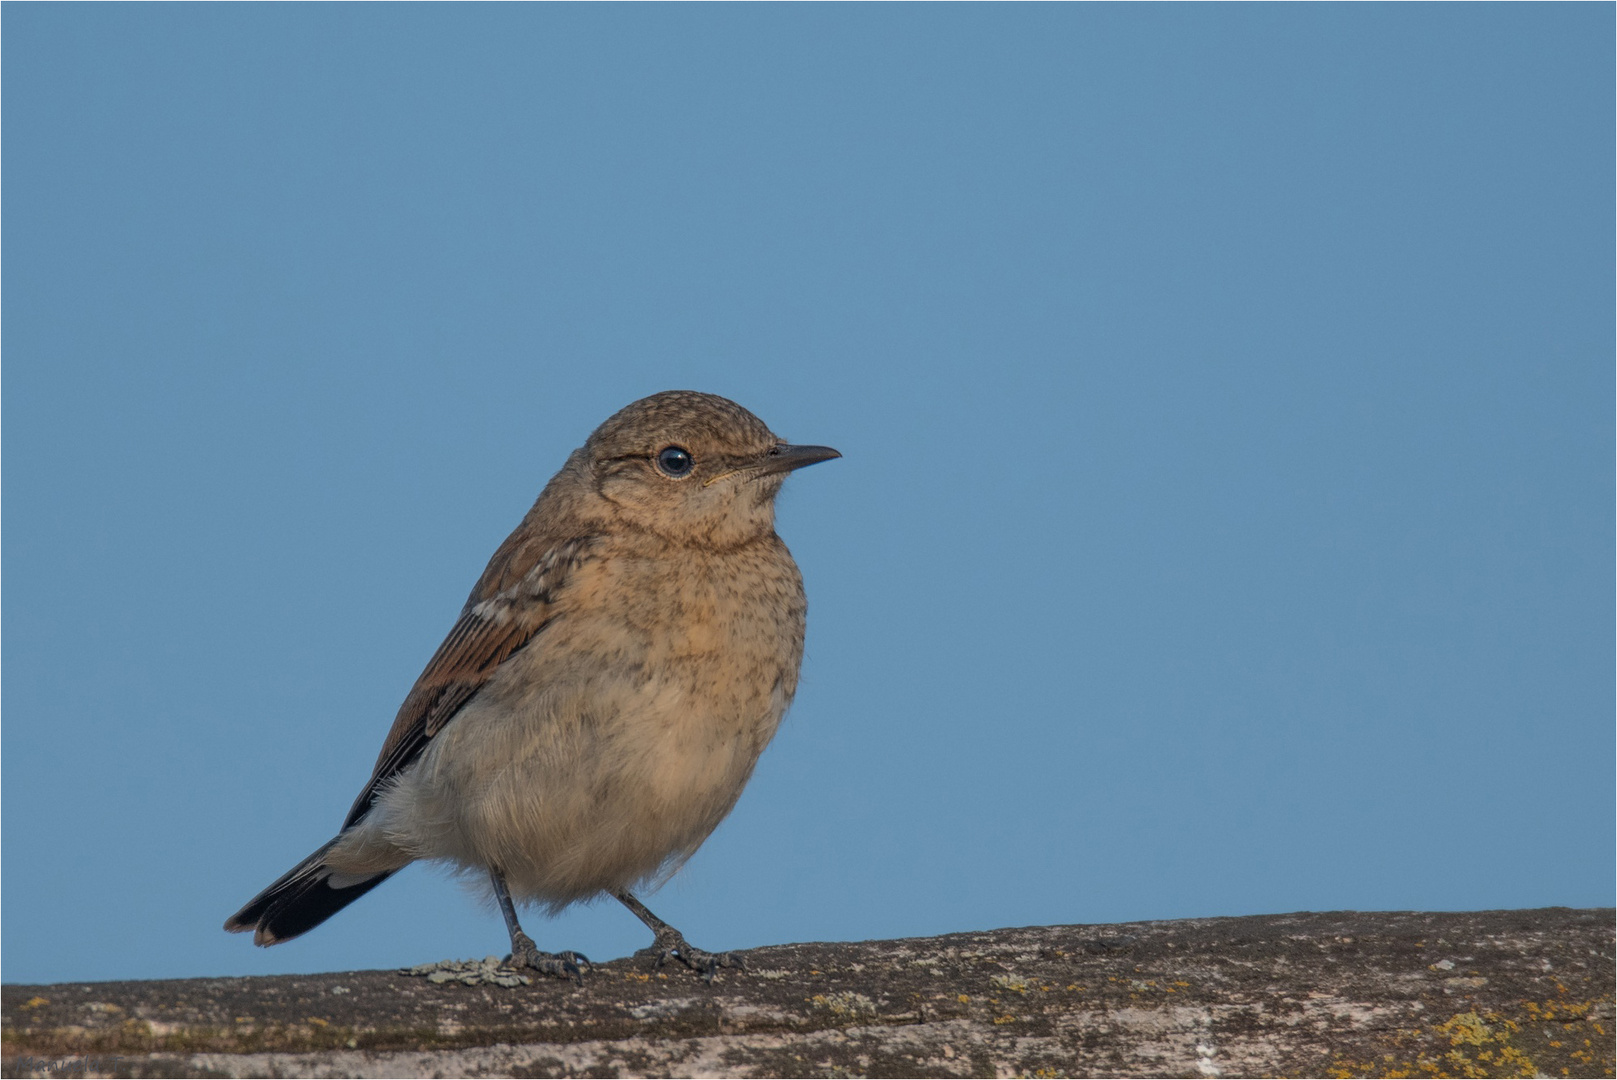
top-left (756, 443), bottom-right (842, 476)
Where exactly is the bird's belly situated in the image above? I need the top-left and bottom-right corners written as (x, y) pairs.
top-left (382, 643), bottom-right (788, 907)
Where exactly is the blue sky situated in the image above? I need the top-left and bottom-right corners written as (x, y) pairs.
top-left (4, 5), bottom-right (1611, 985)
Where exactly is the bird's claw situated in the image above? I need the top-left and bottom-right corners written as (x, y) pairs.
top-left (636, 929), bottom-right (744, 983)
top-left (508, 932), bottom-right (590, 986)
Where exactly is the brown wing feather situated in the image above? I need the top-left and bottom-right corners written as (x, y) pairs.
top-left (341, 534), bottom-right (594, 829)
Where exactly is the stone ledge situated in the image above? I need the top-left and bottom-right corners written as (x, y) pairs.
top-left (3, 908), bottom-right (1612, 1078)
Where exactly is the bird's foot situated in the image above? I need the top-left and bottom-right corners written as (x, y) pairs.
top-left (507, 931), bottom-right (590, 985)
top-left (636, 927), bottom-right (744, 983)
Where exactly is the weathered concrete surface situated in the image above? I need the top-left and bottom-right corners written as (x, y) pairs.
top-left (3, 908), bottom-right (1611, 1078)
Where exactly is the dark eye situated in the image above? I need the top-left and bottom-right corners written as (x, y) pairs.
top-left (655, 446), bottom-right (694, 477)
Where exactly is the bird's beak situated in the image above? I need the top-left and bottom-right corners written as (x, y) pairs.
top-left (755, 443), bottom-right (842, 476)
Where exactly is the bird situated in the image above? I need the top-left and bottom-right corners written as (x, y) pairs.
top-left (224, 390), bottom-right (839, 981)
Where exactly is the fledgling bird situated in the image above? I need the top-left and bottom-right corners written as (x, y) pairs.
top-left (225, 391), bottom-right (839, 980)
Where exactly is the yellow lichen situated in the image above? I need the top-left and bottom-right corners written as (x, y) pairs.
top-left (808, 992), bottom-right (877, 1020)
top-left (990, 974), bottom-right (1031, 995)
top-left (1327, 1004), bottom-right (1574, 1079)
top-left (1437, 1012), bottom-right (1492, 1048)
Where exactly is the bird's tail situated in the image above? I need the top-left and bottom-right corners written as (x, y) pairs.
top-left (224, 837), bottom-right (395, 946)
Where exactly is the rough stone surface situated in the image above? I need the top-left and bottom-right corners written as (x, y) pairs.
top-left (3, 908), bottom-right (1612, 1078)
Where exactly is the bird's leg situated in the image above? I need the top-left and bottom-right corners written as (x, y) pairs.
top-left (614, 890), bottom-right (742, 983)
top-left (491, 869), bottom-right (589, 984)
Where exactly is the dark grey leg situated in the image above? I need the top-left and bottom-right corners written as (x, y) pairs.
top-left (491, 869), bottom-right (589, 984)
top-left (614, 890), bottom-right (742, 982)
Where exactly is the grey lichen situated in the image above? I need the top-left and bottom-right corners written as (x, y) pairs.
top-left (401, 956), bottom-right (532, 988)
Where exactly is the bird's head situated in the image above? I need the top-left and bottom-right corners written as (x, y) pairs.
top-left (581, 390), bottom-right (840, 548)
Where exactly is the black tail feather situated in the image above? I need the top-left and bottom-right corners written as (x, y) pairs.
top-left (225, 838), bottom-right (396, 946)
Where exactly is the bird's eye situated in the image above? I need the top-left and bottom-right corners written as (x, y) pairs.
top-left (655, 446), bottom-right (694, 477)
